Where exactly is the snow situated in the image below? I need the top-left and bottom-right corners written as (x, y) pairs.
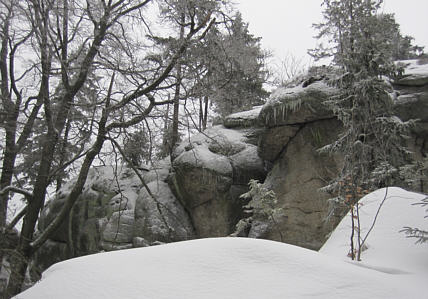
top-left (321, 187), bottom-right (428, 275)
top-left (267, 81), bottom-right (336, 106)
top-left (173, 146), bottom-right (233, 177)
top-left (15, 187), bottom-right (428, 299)
top-left (398, 59), bottom-right (428, 76)
top-left (225, 106), bottom-right (262, 120)
top-left (395, 59), bottom-right (428, 86)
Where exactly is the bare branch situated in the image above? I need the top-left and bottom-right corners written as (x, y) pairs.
top-left (6, 206), bottom-right (27, 230)
top-left (108, 15), bottom-right (214, 112)
top-left (0, 186), bottom-right (33, 200)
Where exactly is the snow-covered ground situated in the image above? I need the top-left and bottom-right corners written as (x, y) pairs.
top-left (15, 187), bottom-right (428, 299)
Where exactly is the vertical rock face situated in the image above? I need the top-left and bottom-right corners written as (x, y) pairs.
top-left (252, 119), bottom-right (344, 249)
top-left (393, 60), bottom-right (428, 192)
top-left (246, 59), bottom-right (428, 249)
top-left (134, 180), bottom-right (193, 243)
top-left (248, 81), bottom-right (344, 250)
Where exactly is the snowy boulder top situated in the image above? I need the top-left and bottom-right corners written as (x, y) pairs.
top-left (258, 59), bottom-right (428, 128)
top-left (392, 59), bottom-right (428, 122)
top-left (259, 81), bottom-right (336, 128)
top-left (171, 125), bottom-right (264, 181)
top-left (172, 126), bottom-right (248, 177)
top-left (394, 59), bottom-right (428, 87)
top-left (223, 106), bottom-right (263, 128)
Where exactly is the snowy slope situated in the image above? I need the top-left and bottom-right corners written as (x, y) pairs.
top-left (15, 188), bottom-right (428, 299)
top-left (321, 187), bottom-right (428, 274)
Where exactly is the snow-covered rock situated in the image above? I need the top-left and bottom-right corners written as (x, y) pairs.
top-left (394, 59), bottom-right (428, 86)
top-left (34, 161), bottom-right (192, 275)
top-left (224, 106), bottom-right (263, 128)
top-left (134, 180), bottom-right (194, 243)
top-left (27, 60), bottom-right (428, 293)
top-left (259, 81), bottom-right (336, 127)
top-left (170, 124), bottom-right (266, 238)
top-left (243, 60), bottom-right (428, 249)
top-left (393, 60), bottom-right (428, 140)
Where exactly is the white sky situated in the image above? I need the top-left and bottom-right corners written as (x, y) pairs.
top-left (236, 0), bottom-right (428, 65)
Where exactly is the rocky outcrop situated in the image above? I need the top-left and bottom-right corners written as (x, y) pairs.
top-left (251, 118), bottom-right (344, 249)
top-left (395, 60), bottom-right (428, 87)
top-left (393, 60), bottom-right (428, 190)
top-left (34, 160), bottom-right (194, 274)
top-left (33, 115), bottom-right (267, 274)
top-left (240, 81), bottom-right (343, 249)
top-left (244, 59), bottom-right (428, 249)
top-left (169, 123), bottom-right (266, 237)
top-left (259, 82), bottom-right (336, 128)
top-left (32, 59), bottom-right (428, 277)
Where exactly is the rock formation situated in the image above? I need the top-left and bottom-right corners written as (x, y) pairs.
top-left (169, 115), bottom-right (266, 238)
top-left (31, 59), bottom-right (428, 275)
top-left (33, 160), bottom-right (194, 274)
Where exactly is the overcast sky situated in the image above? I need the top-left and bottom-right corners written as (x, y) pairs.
top-left (236, 0), bottom-right (428, 66)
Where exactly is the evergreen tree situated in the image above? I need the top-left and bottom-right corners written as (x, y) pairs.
top-left (209, 12), bottom-right (269, 117)
top-left (311, 0), bottom-right (414, 260)
top-left (401, 196), bottom-right (428, 244)
top-left (150, 9), bottom-right (269, 142)
top-left (372, 13), bottom-right (424, 60)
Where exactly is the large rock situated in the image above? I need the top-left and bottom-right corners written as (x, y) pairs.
top-left (38, 166), bottom-right (141, 254)
top-left (245, 59), bottom-right (428, 249)
top-left (29, 60), bottom-right (428, 283)
top-left (392, 60), bottom-right (428, 192)
top-left (134, 180), bottom-right (194, 243)
top-left (224, 106), bottom-right (262, 128)
top-left (170, 123), bottom-right (267, 237)
top-left (35, 160), bottom-right (192, 272)
top-left (259, 81), bottom-right (336, 128)
top-left (394, 60), bottom-right (428, 87)
top-left (250, 119), bottom-right (344, 250)
top-left (393, 60), bottom-right (428, 140)
top-left (258, 125), bottom-right (300, 162)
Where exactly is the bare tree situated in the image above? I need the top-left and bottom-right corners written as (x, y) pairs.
top-left (1, 0), bottom-right (216, 296)
top-left (270, 52), bottom-right (310, 87)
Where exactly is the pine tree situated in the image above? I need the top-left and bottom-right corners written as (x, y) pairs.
top-left (311, 0), bottom-right (414, 260)
top-left (401, 195), bottom-right (428, 244)
top-left (210, 12), bottom-right (269, 117)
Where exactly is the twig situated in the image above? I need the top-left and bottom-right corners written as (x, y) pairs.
top-left (360, 187), bottom-right (389, 249)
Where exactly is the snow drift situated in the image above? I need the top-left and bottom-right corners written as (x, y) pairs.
top-left (15, 187), bottom-right (428, 299)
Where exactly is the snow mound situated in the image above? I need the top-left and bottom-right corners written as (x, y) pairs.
top-left (321, 187), bottom-right (428, 275)
top-left (16, 236), bottom-right (423, 298)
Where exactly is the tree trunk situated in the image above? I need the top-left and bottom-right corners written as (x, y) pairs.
top-left (198, 97), bottom-right (203, 131)
top-left (0, 130), bottom-right (16, 229)
top-left (199, 96), bottom-right (209, 131)
top-left (203, 96), bottom-right (209, 130)
top-left (56, 118), bottom-right (72, 192)
top-left (0, 126), bottom-right (17, 275)
top-left (170, 13), bottom-right (185, 153)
